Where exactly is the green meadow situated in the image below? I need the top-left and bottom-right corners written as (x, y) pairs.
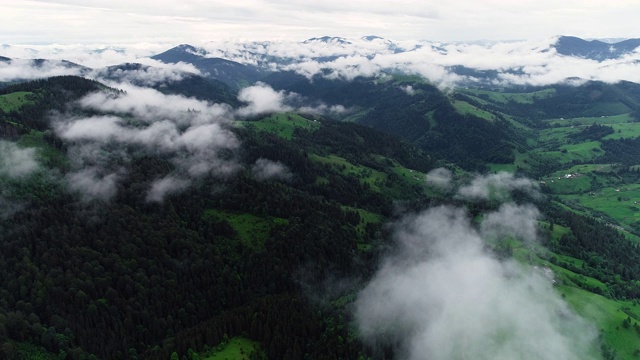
top-left (461, 88), bottom-right (556, 104)
top-left (201, 337), bottom-right (264, 360)
top-left (0, 91), bottom-right (34, 112)
top-left (453, 99), bottom-right (496, 121)
top-left (203, 209), bottom-right (288, 249)
top-left (238, 113), bottom-right (320, 139)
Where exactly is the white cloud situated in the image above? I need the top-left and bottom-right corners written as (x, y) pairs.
top-left (65, 167), bottom-right (120, 201)
top-left (54, 84), bottom-right (240, 200)
top-left (457, 172), bottom-right (540, 201)
top-left (0, 58), bottom-right (85, 82)
top-left (355, 204), bottom-right (597, 360)
top-left (425, 167), bottom-right (452, 190)
top-left (146, 175), bottom-right (190, 202)
top-left (236, 82), bottom-right (293, 117)
top-left (0, 141), bottom-right (40, 178)
top-left (251, 158), bottom-right (292, 181)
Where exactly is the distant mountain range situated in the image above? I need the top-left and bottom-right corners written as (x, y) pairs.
top-left (553, 36), bottom-right (640, 60)
top-left (145, 35), bottom-right (640, 89)
top-left (150, 44), bottom-right (267, 89)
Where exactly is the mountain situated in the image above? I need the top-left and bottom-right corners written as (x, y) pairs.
top-left (263, 71), bottom-right (519, 169)
top-left (0, 75), bottom-right (438, 360)
top-left (97, 63), bottom-right (239, 105)
top-left (151, 44), bottom-right (267, 89)
top-left (302, 36), bottom-right (352, 45)
top-left (5, 56), bottom-right (640, 359)
top-left (554, 35), bottom-right (640, 61)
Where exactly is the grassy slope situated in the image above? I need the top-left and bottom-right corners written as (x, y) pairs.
top-left (458, 85), bottom-right (640, 359)
top-left (203, 209), bottom-right (288, 249)
top-left (0, 91), bottom-right (34, 112)
top-left (238, 113), bottom-right (321, 140)
top-left (202, 337), bottom-right (263, 360)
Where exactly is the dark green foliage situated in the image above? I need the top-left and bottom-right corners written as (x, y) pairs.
top-left (99, 63), bottom-right (239, 106)
top-left (569, 124), bottom-right (614, 142)
top-left (264, 73), bottom-right (517, 170)
top-left (0, 76), bottom-right (105, 137)
top-left (0, 84), bottom-right (438, 358)
top-left (151, 45), bottom-right (267, 89)
top-left (599, 137), bottom-right (640, 165)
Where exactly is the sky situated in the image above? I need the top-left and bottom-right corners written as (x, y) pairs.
top-left (3, 0), bottom-right (640, 44)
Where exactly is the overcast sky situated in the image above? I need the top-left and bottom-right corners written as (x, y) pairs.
top-left (3, 0), bottom-right (640, 44)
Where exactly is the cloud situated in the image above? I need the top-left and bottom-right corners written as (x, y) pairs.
top-left (0, 141), bottom-right (40, 178)
top-left (77, 84), bottom-right (232, 124)
top-left (0, 193), bottom-right (25, 220)
top-left (146, 176), bottom-right (190, 203)
top-left (236, 82), bottom-right (293, 117)
top-left (355, 204), bottom-right (597, 360)
top-left (54, 84), bottom-right (240, 200)
top-left (457, 171), bottom-right (539, 201)
top-left (400, 85), bottom-right (415, 95)
top-left (425, 167), bottom-right (452, 190)
top-left (90, 62), bottom-right (201, 86)
top-left (480, 202), bottom-right (540, 243)
top-left (0, 58), bottom-right (85, 82)
top-left (65, 167), bottom-right (120, 201)
top-left (251, 158), bottom-right (292, 181)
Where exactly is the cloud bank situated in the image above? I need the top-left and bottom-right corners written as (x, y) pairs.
top-left (4, 36), bottom-right (640, 87)
top-left (251, 158), bottom-right (292, 181)
top-left (0, 141), bottom-right (40, 178)
top-left (355, 203), bottom-right (596, 360)
top-left (54, 84), bottom-right (239, 201)
top-left (457, 172), bottom-right (540, 201)
top-left (356, 171), bottom-right (595, 359)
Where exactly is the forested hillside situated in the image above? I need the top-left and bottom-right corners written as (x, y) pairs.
top-left (0, 76), bottom-right (436, 359)
top-left (3, 68), bottom-right (640, 360)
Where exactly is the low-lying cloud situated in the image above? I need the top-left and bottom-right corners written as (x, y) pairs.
top-left (54, 85), bottom-right (240, 201)
top-left (355, 203), bottom-right (596, 360)
top-left (236, 82), bottom-right (293, 117)
top-left (5, 37), bottom-right (640, 87)
top-left (0, 58), bottom-right (85, 82)
top-left (0, 141), bottom-right (40, 178)
top-left (251, 158), bottom-right (292, 181)
top-left (425, 167), bottom-right (452, 190)
top-left (146, 176), bottom-right (191, 203)
top-left (457, 171), bottom-right (539, 201)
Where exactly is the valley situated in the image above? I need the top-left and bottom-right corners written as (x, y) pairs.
top-left (2, 35), bottom-right (640, 359)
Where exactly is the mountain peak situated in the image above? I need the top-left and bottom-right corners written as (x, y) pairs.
top-left (303, 36), bottom-right (351, 45)
top-left (362, 35), bottom-right (384, 42)
top-left (554, 35), bottom-right (640, 61)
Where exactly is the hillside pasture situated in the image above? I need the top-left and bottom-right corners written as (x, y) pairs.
top-left (562, 185), bottom-right (640, 233)
top-left (452, 99), bottom-right (496, 121)
top-left (203, 209), bottom-right (288, 249)
top-left (546, 113), bottom-right (633, 127)
top-left (239, 113), bottom-right (320, 139)
top-left (202, 337), bottom-right (263, 360)
top-left (604, 122), bottom-right (640, 140)
top-left (0, 91), bottom-right (34, 112)
top-left (309, 154), bottom-right (387, 192)
top-left (461, 88), bottom-right (556, 104)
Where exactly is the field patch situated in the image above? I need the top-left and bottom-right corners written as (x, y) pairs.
top-left (453, 100), bottom-right (495, 121)
top-left (310, 154), bottom-right (387, 192)
top-left (239, 113), bottom-right (320, 139)
top-left (202, 337), bottom-right (264, 360)
top-left (560, 286), bottom-right (640, 360)
top-left (0, 91), bottom-right (34, 112)
top-left (203, 210), bottom-right (288, 249)
top-left (461, 88), bottom-right (556, 104)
